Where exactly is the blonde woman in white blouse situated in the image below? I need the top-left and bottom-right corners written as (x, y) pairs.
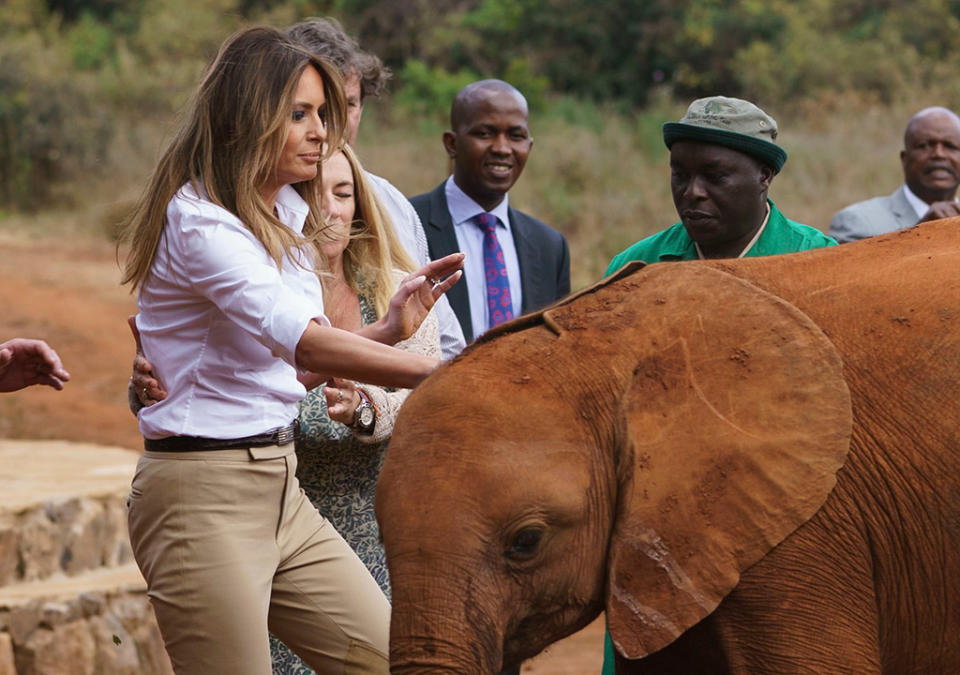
top-left (118, 26), bottom-right (461, 675)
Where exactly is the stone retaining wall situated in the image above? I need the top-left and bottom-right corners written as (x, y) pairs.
top-left (0, 440), bottom-right (171, 674)
top-left (0, 579), bottom-right (170, 675)
top-left (0, 496), bottom-right (131, 587)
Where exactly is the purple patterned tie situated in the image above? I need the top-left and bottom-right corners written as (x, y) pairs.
top-left (473, 212), bottom-right (514, 328)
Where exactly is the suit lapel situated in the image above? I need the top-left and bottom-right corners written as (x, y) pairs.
top-left (508, 206), bottom-right (546, 313)
top-left (422, 185), bottom-right (474, 342)
top-left (891, 186), bottom-right (919, 229)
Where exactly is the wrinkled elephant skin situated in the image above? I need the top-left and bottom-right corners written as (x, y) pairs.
top-left (377, 218), bottom-right (960, 673)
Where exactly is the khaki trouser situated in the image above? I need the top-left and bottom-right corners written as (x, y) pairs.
top-left (127, 445), bottom-right (389, 674)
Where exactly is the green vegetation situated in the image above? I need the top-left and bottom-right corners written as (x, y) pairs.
top-left (2, 0), bottom-right (960, 287)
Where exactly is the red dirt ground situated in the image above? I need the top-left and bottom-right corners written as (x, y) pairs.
top-left (0, 231), bottom-right (604, 672)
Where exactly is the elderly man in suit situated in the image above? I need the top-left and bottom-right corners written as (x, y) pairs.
top-left (829, 106), bottom-right (960, 243)
top-left (410, 79), bottom-right (570, 343)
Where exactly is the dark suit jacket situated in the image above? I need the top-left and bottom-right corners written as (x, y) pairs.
top-left (411, 182), bottom-right (571, 343)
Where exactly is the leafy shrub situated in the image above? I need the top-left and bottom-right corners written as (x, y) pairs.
top-left (0, 29), bottom-right (111, 210)
top-left (68, 11), bottom-right (115, 69)
top-left (391, 56), bottom-right (548, 123)
top-left (393, 59), bottom-right (480, 121)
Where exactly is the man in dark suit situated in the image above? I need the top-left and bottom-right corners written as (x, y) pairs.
top-left (411, 79), bottom-right (570, 343)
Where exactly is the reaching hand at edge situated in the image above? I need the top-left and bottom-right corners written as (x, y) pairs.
top-left (0, 338), bottom-right (70, 392)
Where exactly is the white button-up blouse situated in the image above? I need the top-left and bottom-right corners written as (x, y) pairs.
top-left (136, 182), bottom-right (327, 440)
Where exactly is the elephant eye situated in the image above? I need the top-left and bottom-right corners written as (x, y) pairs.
top-left (505, 527), bottom-right (543, 561)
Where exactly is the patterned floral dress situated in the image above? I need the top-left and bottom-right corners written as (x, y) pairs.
top-left (270, 287), bottom-right (440, 675)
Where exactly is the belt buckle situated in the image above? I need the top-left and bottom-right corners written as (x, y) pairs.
top-left (275, 423), bottom-right (295, 446)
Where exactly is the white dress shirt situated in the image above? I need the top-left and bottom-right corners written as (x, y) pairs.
top-left (444, 176), bottom-right (523, 339)
top-left (136, 183), bottom-right (327, 440)
top-left (901, 183), bottom-right (959, 221)
top-left (366, 171), bottom-right (466, 360)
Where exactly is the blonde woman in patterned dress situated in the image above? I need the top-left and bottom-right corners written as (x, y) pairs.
top-left (268, 143), bottom-right (440, 674)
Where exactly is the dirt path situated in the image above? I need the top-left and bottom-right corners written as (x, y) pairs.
top-left (0, 231), bottom-right (604, 672)
top-left (0, 232), bottom-right (142, 448)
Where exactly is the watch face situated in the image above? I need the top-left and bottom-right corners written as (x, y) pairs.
top-left (359, 405), bottom-right (375, 428)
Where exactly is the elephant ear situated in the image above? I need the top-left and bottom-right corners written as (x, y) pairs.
top-left (605, 263), bottom-right (852, 660)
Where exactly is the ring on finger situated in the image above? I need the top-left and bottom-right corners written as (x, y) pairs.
top-left (337, 390), bottom-right (343, 403)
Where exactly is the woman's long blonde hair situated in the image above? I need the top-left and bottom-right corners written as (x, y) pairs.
top-left (120, 25), bottom-right (347, 291)
top-left (328, 143), bottom-right (416, 318)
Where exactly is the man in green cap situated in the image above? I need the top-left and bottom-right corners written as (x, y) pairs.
top-left (607, 95), bottom-right (835, 277)
top-left (601, 96), bottom-right (835, 674)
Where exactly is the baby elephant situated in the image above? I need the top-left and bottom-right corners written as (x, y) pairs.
top-left (377, 218), bottom-right (960, 673)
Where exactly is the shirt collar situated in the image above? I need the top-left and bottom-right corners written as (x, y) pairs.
top-left (445, 175), bottom-right (511, 229)
top-left (180, 182), bottom-right (310, 234)
top-left (695, 202), bottom-right (771, 260)
top-left (275, 184), bottom-right (310, 234)
top-left (901, 183), bottom-right (960, 220)
top-left (901, 183), bottom-right (931, 220)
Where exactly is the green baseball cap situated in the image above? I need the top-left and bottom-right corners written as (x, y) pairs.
top-left (663, 96), bottom-right (788, 173)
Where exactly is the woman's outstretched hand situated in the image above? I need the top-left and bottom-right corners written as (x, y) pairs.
top-left (380, 253), bottom-right (464, 344)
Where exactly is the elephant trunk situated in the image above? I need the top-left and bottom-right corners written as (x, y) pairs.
top-left (389, 642), bottom-right (493, 675)
top-left (389, 618), bottom-right (501, 674)
top-left (389, 569), bottom-right (503, 674)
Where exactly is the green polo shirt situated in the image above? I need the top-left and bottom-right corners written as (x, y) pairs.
top-left (605, 200), bottom-right (836, 276)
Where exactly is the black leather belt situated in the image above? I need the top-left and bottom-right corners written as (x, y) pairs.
top-left (144, 420), bottom-right (299, 453)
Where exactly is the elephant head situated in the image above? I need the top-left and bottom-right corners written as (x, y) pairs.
top-left (377, 262), bottom-right (852, 672)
